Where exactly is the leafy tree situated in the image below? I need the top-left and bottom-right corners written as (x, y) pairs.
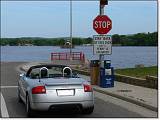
top-left (112, 34), bottom-right (121, 44)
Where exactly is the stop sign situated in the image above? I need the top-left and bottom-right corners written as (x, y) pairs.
top-left (93, 15), bottom-right (112, 34)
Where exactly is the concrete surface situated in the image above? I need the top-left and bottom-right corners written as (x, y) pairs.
top-left (80, 75), bottom-right (158, 112)
top-left (2, 62), bottom-right (157, 118)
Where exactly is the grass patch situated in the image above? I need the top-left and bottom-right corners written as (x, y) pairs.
top-left (115, 66), bottom-right (158, 79)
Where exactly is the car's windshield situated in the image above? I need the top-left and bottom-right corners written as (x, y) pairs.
top-left (29, 66), bottom-right (78, 79)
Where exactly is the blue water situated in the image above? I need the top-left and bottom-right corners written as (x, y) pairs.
top-left (1, 46), bottom-right (157, 68)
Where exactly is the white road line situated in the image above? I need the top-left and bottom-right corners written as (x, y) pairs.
top-left (1, 93), bottom-right (9, 118)
top-left (0, 86), bottom-right (18, 88)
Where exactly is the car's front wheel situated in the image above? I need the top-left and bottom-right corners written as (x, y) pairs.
top-left (82, 106), bottom-right (94, 114)
top-left (26, 95), bottom-right (34, 117)
top-left (18, 88), bottom-right (23, 103)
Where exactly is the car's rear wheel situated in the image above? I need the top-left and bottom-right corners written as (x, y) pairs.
top-left (26, 95), bottom-right (34, 117)
top-left (82, 106), bottom-right (94, 114)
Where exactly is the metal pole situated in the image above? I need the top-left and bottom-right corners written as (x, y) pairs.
top-left (100, 5), bottom-right (104, 15)
top-left (99, 4), bottom-right (105, 66)
top-left (70, 0), bottom-right (72, 60)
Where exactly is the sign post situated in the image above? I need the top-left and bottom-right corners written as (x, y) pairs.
top-left (99, 0), bottom-right (106, 80)
top-left (92, 0), bottom-right (113, 86)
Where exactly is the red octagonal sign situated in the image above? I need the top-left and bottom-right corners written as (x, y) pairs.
top-left (93, 15), bottom-right (112, 34)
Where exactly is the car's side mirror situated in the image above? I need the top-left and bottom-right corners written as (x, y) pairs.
top-left (20, 73), bottom-right (25, 77)
top-left (20, 73), bottom-right (26, 80)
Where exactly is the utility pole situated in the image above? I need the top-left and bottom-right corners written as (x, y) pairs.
top-left (70, 0), bottom-right (72, 60)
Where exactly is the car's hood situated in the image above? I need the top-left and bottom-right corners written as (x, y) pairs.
top-left (40, 77), bottom-right (87, 86)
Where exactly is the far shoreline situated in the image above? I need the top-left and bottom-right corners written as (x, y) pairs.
top-left (0, 45), bottom-right (158, 47)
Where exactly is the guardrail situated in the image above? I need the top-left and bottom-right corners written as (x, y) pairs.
top-left (51, 52), bottom-right (85, 62)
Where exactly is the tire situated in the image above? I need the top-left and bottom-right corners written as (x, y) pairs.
top-left (82, 106), bottom-right (94, 114)
top-left (26, 95), bottom-right (34, 117)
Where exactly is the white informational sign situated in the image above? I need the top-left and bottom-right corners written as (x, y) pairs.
top-left (105, 69), bottom-right (112, 75)
top-left (93, 35), bottom-right (112, 55)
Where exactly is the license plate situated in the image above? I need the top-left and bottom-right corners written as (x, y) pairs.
top-left (57, 89), bottom-right (74, 96)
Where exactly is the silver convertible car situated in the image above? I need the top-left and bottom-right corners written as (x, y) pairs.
top-left (18, 64), bottom-right (94, 116)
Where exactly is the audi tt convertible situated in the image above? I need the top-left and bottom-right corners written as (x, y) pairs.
top-left (18, 64), bottom-right (94, 116)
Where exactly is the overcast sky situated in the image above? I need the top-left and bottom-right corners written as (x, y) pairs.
top-left (1, 1), bottom-right (157, 38)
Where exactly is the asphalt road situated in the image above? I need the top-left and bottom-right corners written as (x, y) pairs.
top-left (0, 62), bottom-right (157, 118)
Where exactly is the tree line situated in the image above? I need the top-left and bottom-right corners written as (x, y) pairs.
top-left (0, 37), bottom-right (92, 46)
top-left (0, 32), bottom-right (157, 46)
top-left (112, 32), bottom-right (157, 46)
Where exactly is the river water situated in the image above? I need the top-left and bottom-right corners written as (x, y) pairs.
top-left (1, 46), bottom-right (157, 68)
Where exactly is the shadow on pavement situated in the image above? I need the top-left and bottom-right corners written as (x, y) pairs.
top-left (30, 108), bottom-right (83, 118)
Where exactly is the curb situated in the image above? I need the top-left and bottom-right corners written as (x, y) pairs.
top-left (93, 87), bottom-right (158, 112)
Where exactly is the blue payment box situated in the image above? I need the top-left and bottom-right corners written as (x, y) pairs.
top-left (100, 60), bottom-right (114, 88)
